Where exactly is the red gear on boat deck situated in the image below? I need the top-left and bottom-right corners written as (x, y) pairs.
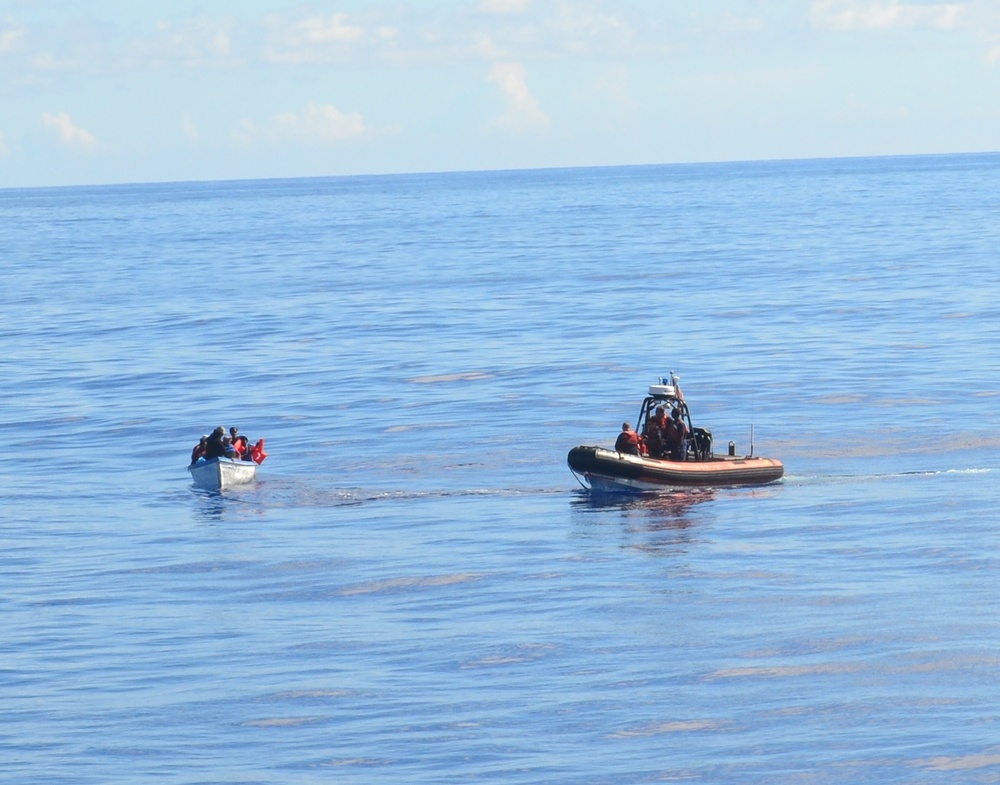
top-left (251, 439), bottom-right (268, 464)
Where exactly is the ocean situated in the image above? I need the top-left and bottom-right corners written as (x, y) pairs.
top-left (2, 153), bottom-right (1000, 783)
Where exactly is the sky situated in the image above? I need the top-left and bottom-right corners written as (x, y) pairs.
top-left (1, 0), bottom-right (999, 187)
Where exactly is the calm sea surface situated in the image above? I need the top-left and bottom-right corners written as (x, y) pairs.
top-left (3, 154), bottom-right (1000, 783)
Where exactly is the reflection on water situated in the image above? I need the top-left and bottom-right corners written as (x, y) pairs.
top-left (189, 484), bottom-right (272, 522)
top-left (190, 487), bottom-right (226, 521)
top-left (572, 487), bottom-right (714, 514)
top-left (571, 488), bottom-right (715, 555)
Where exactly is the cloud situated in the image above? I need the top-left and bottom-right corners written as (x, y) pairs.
top-left (810, 1), bottom-right (964, 31)
top-left (985, 30), bottom-right (1000, 64)
top-left (7, 5), bottom-right (661, 76)
top-left (41, 112), bottom-right (97, 148)
top-left (488, 62), bottom-right (550, 133)
top-left (0, 20), bottom-right (25, 53)
top-left (295, 13), bottom-right (364, 44)
top-left (480, 0), bottom-right (531, 13)
top-left (127, 16), bottom-right (235, 66)
top-left (263, 12), bottom-right (367, 63)
top-left (258, 3), bottom-right (651, 67)
top-left (549, 4), bottom-right (637, 56)
top-left (236, 103), bottom-right (367, 145)
top-left (182, 113), bottom-right (198, 143)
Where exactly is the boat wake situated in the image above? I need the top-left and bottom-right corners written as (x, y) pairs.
top-left (783, 467), bottom-right (995, 485)
top-left (200, 478), bottom-right (570, 510)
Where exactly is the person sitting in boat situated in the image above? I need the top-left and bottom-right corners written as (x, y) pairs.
top-left (664, 407), bottom-right (689, 461)
top-left (643, 405), bottom-right (668, 458)
top-left (222, 436), bottom-right (239, 459)
top-left (614, 422), bottom-right (641, 455)
top-left (233, 434), bottom-right (250, 460)
top-left (205, 426), bottom-right (227, 458)
top-left (228, 426), bottom-right (256, 460)
top-left (190, 436), bottom-right (208, 465)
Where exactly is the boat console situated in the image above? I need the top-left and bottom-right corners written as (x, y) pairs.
top-left (636, 373), bottom-right (712, 461)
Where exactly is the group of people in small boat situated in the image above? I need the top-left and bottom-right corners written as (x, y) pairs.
top-left (615, 405), bottom-right (689, 461)
top-left (189, 426), bottom-right (267, 466)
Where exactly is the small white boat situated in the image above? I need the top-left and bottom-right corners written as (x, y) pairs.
top-left (188, 457), bottom-right (257, 491)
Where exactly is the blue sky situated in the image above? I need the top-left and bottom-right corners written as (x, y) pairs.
top-left (1, 0), bottom-right (998, 187)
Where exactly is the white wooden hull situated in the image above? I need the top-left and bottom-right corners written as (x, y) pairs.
top-left (188, 457), bottom-right (257, 491)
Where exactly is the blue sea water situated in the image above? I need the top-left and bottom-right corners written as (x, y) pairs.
top-left (2, 153), bottom-right (1000, 783)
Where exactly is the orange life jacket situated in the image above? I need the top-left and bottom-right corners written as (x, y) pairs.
top-left (251, 440), bottom-right (268, 464)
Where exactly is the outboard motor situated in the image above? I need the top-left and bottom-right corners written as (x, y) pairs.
top-left (691, 427), bottom-right (712, 461)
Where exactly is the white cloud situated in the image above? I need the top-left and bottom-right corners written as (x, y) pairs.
top-left (263, 12), bottom-right (367, 63)
top-left (810, 1), bottom-right (964, 31)
top-left (0, 20), bottom-right (25, 53)
top-left (182, 113), bottom-right (198, 143)
top-left (480, 0), bottom-right (531, 13)
top-left (41, 112), bottom-right (97, 149)
top-left (297, 14), bottom-right (364, 44)
top-left (30, 50), bottom-right (86, 71)
top-left (488, 62), bottom-right (550, 133)
top-left (127, 17), bottom-right (235, 66)
top-left (258, 3), bottom-right (651, 67)
top-left (986, 31), bottom-right (1000, 64)
top-left (236, 103), bottom-right (367, 145)
top-left (550, 3), bottom-right (634, 55)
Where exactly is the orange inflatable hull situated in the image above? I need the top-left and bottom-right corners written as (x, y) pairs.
top-left (568, 445), bottom-right (784, 493)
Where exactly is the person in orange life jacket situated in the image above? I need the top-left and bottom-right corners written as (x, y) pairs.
top-left (233, 434), bottom-right (250, 459)
top-left (250, 438), bottom-right (268, 465)
top-left (227, 426), bottom-right (253, 460)
top-left (664, 407), bottom-right (689, 461)
top-left (614, 422), bottom-right (641, 455)
top-left (643, 405), bottom-right (668, 458)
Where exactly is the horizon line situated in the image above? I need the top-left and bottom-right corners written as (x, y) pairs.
top-left (2, 148), bottom-right (998, 194)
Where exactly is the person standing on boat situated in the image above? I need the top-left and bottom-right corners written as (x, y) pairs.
top-left (664, 407), bottom-right (689, 461)
top-left (644, 405), bottom-right (668, 458)
top-left (614, 422), bottom-right (641, 455)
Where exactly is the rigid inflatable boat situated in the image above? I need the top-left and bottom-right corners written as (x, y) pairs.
top-left (568, 374), bottom-right (784, 493)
